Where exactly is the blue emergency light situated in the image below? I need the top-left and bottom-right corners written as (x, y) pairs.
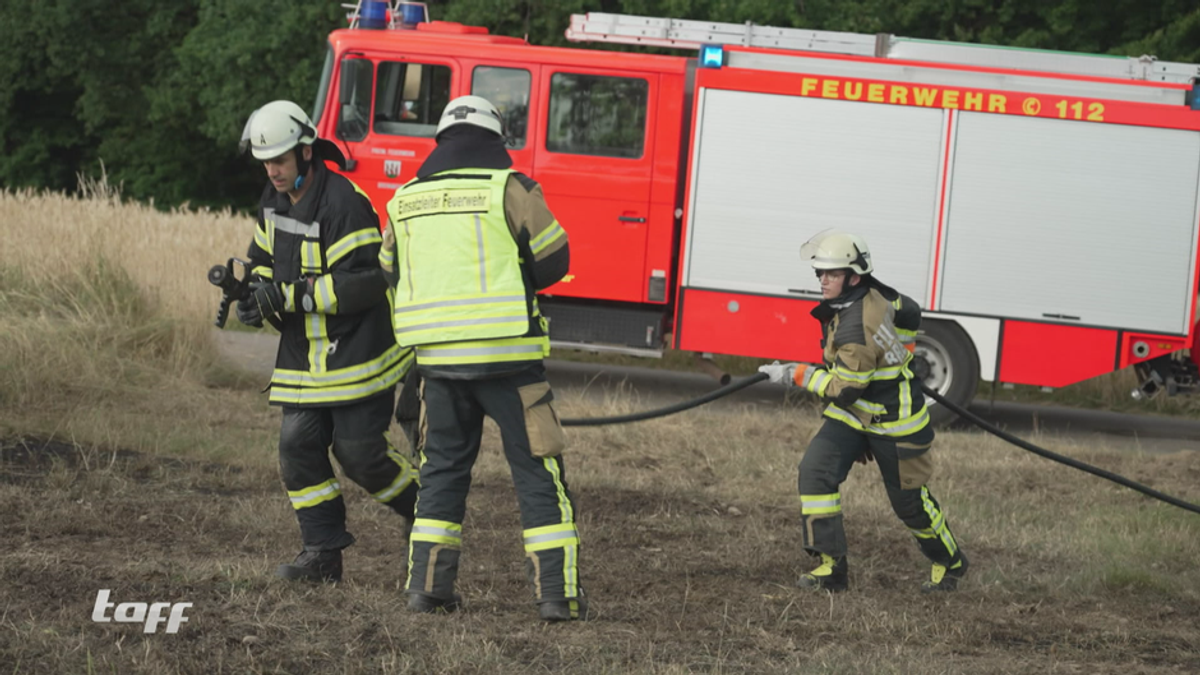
top-left (356, 1), bottom-right (427, 30)
top-left (399, 2), bottom-right (427, 27)
top-left (700, 44), bottom-right (724, 68)
top-left (359, 0), bottom-right (387, 29)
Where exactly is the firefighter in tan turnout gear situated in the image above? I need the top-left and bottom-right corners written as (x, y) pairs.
top-left (759, 231), bottom-right (968, 592)
top-left (380, 96), bottom-right (584, 621)
top-left (237, 100), bottom-right (419, 583)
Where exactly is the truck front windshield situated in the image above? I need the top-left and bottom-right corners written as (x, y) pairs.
top-left (312, 44), bottom-right (334, 126)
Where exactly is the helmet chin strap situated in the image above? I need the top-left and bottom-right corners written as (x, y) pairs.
top-left (293, 145), bottom-right (312, 191)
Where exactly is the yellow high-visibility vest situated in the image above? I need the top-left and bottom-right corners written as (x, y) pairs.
top-left (386, 169), bottom-right (548, 368)
top-left (386, 169), bottom-right (529, 346)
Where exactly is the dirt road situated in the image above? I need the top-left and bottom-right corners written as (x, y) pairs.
top-left (217, 330), bottom-right (1200, 454)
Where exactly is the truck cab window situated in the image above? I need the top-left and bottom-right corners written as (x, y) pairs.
top-left (547, 73), bottom-right (648, 159)
top-left (472, 66), bottom-right (531, 150)
top-left (374, 62), bottom-right (452, 137)
top-left (336, 58), bottom-right (374, 142)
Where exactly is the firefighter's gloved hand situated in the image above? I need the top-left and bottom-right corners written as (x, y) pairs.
top-left (792, 364), bottom-right (821, 389)
top-left (856, 449), bottom-right (875, 465)
top-left (235, 294), bottom-right (263, 328)
top-left (758, 361), bottom-right (797, 385)
top-left (380, 222), bottom-right (396, 273)
top-left (251, 281), bottom-right (290, 318)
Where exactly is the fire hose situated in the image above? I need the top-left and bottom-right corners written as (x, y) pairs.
top-left (560, 371), bottom-right (1200, 516)
top-left (559, 372), bottom-right (769, 427)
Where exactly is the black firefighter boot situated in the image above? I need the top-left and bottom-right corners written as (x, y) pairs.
top-left (277, 549), bottom-right (343, 583)
top-left (539, 595), bottom-right (590, 622)
top-left (921, 551), bottom-right (969, 592)
top-left (406, 540), bottom-right (463, 614)
top-left (407, 593), bottom-right (462, 614)
top-left (796, 553), bottom-right (849, 592)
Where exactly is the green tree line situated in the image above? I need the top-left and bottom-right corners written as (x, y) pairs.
top-left (2, 0), bottom-right (1197, 211)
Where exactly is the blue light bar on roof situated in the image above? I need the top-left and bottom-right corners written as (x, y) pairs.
top-left (359, 0), bottom-right (387, 29)
top-left (700, 44), bottom-right (724, 69)
top-left (399, 2), bottom-right (428, 27)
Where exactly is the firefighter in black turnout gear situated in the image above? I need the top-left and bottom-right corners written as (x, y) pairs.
top-left (237, 100), bottom-right (419, 582)
top-left (759, 231), bottom-right (968, 592)
top-left (381, 95), bottom-right (585, 621)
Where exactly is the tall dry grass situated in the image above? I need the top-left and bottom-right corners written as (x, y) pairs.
top-left (2, 167), bottom-right (249, 324)
top-left (0, 174), bottom-right (268, 457)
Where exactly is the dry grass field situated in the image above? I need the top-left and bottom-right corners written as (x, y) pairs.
top-left (1, 186), bottom-right (1199, 674)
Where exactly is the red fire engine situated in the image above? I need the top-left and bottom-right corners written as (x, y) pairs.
top-left (312, 2), bottom-right (1200, 419)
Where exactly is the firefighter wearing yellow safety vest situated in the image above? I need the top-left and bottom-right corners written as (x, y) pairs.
top-left (759, 231), bottom-right (968, 592)
top-left (238, 100), bottom-right (419, 583)
top-left (381, 95), bottom-right (585, 621)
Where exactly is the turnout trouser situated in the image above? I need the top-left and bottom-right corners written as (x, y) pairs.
top-left (279, 388), bottom-right (420, 552)
top-left (798, 418), bottom-right (962, 565)
top-left (406, 366), bottom-right (582, 606)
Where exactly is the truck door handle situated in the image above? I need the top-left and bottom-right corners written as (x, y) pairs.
top-left (618, 216), bottom-right (646, 223)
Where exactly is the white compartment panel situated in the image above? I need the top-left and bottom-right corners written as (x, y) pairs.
top-left (684, 89), bottom-right (945, 300)
top-left (940, 113), bottom-right (1200, 334)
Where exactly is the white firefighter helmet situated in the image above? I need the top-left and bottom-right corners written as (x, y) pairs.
top-left (800, 229), bottom-right (873, 275)
top-left (240, 100), bottom-right (318, 160)
top-left (436, 95), bottom-right (504, 138)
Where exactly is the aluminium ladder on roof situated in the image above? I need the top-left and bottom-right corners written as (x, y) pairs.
top-left (565, 12), bottom-right (1200, 86)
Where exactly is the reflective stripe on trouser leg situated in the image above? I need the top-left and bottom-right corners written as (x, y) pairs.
top-left (471, 370), bottom-right (584, 601)
top-left (907, 486), bottom-right (959, 564)
top-left (290, 485), bottom-right (353, 552)
top-left (799, 492), bottom-right (846, 560)
top-left (405, 377), bottom-right (485, 600)
top-left (871, 426), bottom-right (960, 566)
top-left (522, 498), bottom-right (581, 601)
top-left (327, 390), bottom-right (419, 518)
top-left (891, 484), bottom-right (959, 565)
top-left (801, 492), bottom-right (841, 515)
top-left (347, 435), bottom-right (420, 519)
top-left (407, 518), bottom-right (463, 599)
top-left (797, 420), bottom-right (866, 559)
top-left (288, 478), bottom-right (341, 509)
top-left (372, 441), bottom-right (420, 517)
top-left (279, 406), bottom-right (354, 551)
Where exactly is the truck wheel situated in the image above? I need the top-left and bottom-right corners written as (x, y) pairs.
top-left (910, 319), bottom-right (980, 426)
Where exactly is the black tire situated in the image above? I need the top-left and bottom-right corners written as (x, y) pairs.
top-left (911, 319), bottom-right (980, 426)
